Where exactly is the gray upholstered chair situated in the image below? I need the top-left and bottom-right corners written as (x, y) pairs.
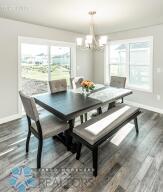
top-left (110, 76), bottom-right (126, 103)
top-left (110, 76), bottom-right (126, 88)
top-left (71, 76), bottom-right (84, 89)
top-left (19, 91), bottom-right (69, 169)
top-left (49, 79), bottom-right (67, 94)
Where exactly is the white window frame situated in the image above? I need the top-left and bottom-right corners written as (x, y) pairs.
top-left (105, 36), bottom-right (153, 93)
top-left (18, 36), bottom-right (76, 115)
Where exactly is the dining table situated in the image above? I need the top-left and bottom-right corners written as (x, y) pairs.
top-left (34, 84), bottom-right (132, 151)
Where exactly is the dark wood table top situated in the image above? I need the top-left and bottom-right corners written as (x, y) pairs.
top-left (34, 90), bottom-right (102, 120)
top-left (34, 85), bottom-right (132, 121)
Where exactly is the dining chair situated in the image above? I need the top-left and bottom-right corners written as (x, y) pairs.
top-left (110, 76), bottom-right (126, 103)
top-left (70, 76), bottom-right (87, 124)
top-left (49, 79), bottom-right (67, 93)
top-left (19, 91), bottom-right (69, 169)
top-left (70, 76), bottom-right (84, 89)
top-left (110, 76), bottom-right (126, 89)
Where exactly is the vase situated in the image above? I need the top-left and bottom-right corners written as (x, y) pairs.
top-left (82, 88), bottom-right (90, 96)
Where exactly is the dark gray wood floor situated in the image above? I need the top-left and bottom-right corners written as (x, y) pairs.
top-left (0, 109), bottom-right (163, 192)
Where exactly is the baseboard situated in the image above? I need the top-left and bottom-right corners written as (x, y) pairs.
top-left (125, 100), bottom-right (163, 114)
top-left (0, 113), bottom-right (22, 125)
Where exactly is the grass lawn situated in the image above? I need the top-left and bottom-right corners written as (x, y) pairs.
top-left (22, 63), bottom-right (71, 82)
top-left (21, 63), bottom-right (71, 95)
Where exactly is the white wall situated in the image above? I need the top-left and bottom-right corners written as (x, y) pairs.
top-left (94, 24), bottom-right (163, 112)
top-left (0, 17), bottom-right (93, 122)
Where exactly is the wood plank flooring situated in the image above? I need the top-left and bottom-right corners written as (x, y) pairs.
top-left (0, 109), bottom-right (163, 191)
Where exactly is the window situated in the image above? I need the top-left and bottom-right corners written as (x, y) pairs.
top-left (21, 44), bottom-right (49, 95)
top-left (107, 36), bottom-right (153, 92)
top-left (109, 43), bottom-right (127, 77)
top-left (50, 46), bottom-right (71, 84)
top-left (19, 37), bottom-right (76, 96)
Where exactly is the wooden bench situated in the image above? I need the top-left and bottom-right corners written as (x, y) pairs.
top-left (72, 104), bottom-right (141, 176)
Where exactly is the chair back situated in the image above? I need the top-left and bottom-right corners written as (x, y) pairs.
top-left (49, 79), bottom-right (67, 93)
top-left (110, 76), bottom-right (126, 88)
top-left (19, 91), bottom-right (39, 121)
top-left (71, 76), bottom-right (84, 89)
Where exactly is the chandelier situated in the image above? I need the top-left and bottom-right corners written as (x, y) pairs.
top-left (76, 11), bottom-right (108, 51)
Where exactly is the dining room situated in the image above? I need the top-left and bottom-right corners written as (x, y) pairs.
top-left (0, 0), bottom-right (163, 192)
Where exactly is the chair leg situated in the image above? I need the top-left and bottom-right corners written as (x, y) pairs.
top-left (92, 147), bottom-right (98, 177)
top-left (26, 130), bottom-right (31, 153)
top-left (121, 98), bottom-right (124, 103)
top-left (76, 142), bottom-right (82, 160)
top-left (80, 115), bottom-right (84, 124)
top-left (84, 113), bottom-right (88, 122)
top-left (37, 138), bottom-right (43, 169)
top-left (134, 117), bottom-right (139, 135)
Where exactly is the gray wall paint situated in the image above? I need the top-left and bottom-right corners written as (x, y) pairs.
top-left (94, 24), bottom-right (163, 110)
top-left (93, 51), bottom-right (105, 83)
top-left (0, 18), bottom-right (93, 119)
top-left (76, 49), bottom-right (93, 79)
top-left (1, 16), bottom-right (163, 120)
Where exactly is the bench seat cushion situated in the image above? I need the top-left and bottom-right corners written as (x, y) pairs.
top-left (73, 104), bottom-right (140, 145)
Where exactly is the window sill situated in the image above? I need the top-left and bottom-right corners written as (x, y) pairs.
top-left (126, 85), bottom-right (153, 93)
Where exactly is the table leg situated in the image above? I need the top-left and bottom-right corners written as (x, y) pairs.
top-left (91, 107), bottom-right (102, 118)
top-left (69, 119), bottom-right (75, 131)
top-left (108, 102), bottom-right (116, 110)
top-left (67, 119), bottom-right (77, 153)
top-left (84, 113), bottom-right (88, 122)
top-left (80, 115), bottom-right (84, 124)
top-left (97, 107), bottom-right (102, 115)
top-left (53, 119), bottom-right (75, 151)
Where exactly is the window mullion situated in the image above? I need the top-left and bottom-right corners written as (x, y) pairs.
top-left (70, 47), bottom-right (73, 77)
top-left (126, 43), bottom-right (130, 86)
top-left (104, 44), bottom-right (109, 84)
top-left (48, 45), bottom-right (51, 94)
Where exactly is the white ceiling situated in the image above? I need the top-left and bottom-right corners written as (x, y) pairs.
top-left (0, 0), bottom-right (163, 34)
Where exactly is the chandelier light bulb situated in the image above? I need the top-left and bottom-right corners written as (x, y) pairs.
top-left (86, 35), bottom-right (93, 44)
top-left (76, 38), bottom-right (83, 46)
top-left (99, 36), bottom-right (108, 46)
top-left (85, 39), bottom-right (89, 48)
